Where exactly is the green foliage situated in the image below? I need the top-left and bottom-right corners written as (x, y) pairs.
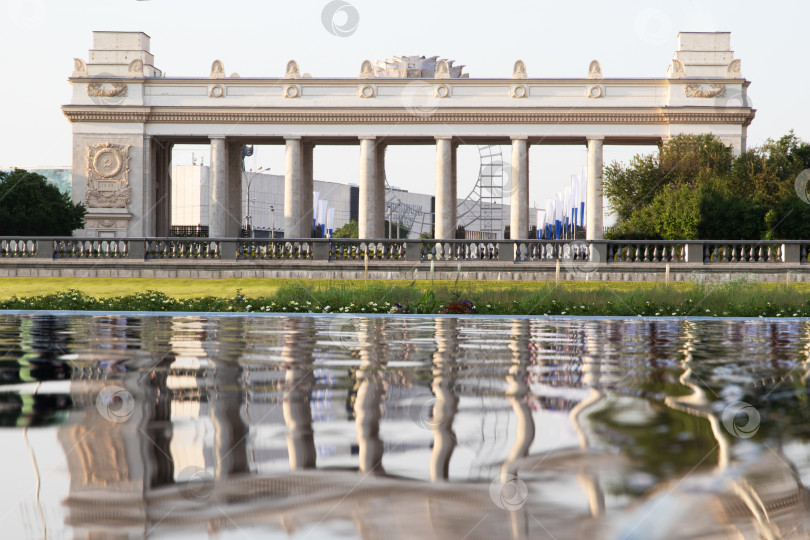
top-left (0, 169), bottom-right (86, 236)
top-left (332, 220), bottom-right (358, 238)
top-left (2, 282), bottom-right (810, 317)
top-left (384, 220), bottom-right (410, 239)
top-left (603, 132), bottom-right (810, 240)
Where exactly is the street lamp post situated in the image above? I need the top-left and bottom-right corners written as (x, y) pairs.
top-left (244, 166), bottom-right (268, 238)
top-left (270, 205), bottom-right (275, 239)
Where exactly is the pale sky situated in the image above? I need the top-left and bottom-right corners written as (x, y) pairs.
top-left (1, 0), bottom-right (808, 218)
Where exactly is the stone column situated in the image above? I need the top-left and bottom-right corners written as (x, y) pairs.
top-left (284, 137), bottom-right (303, 238)
top-left (209, 137), bottom-right (228, 238)
top-left (358, 137), bottom-right (380, 239)
top-left (434, 137), bottom-right (456, 240)
top-left (142, 136), bottom-right (154, 237)
top-left (376, 144), bottom-right (387, 237)
top-left (510, 137), bottom-right (529, 239)
top-left (302, 142), bottom-right (315, 238)
top-left (227, 141), bottom-right (243, 237)
top-left (586, 137), bottom-right (604, 240)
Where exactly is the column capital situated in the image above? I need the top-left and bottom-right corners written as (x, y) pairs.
top-left (510, 136), bottom-right (529, 141)
top-left (586, 136), bottom-right (605, 142)
top-left (435, 136), bottom-right (453, 142)
top-left (358, 136), bottom-right (377, 141)
top-left (284, 136), bottom-right (302, 141)
top-left (210, 135), bottom-right (227, 140)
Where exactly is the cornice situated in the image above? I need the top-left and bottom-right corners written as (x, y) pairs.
top-left (62, 106), bottom-right (756, 126)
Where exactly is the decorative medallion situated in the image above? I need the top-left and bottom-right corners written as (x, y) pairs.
top-left (684, 84), bottom-right (726, 98)
top-left (85, 143), bottom-right (132, 209)
top-left (87, 82), bottom-right (128, 98)
top-left (284, 85), bottom-right (300, 98)
top-left (586, 85), bottom-right (603, 98)
top-left (434, 84), bottom-right (450, 98)
top-left (511, 85), bottom-right (527, 98)
top-left (358, 84), bottom-right (375, 98)
top-left (209, 84), bottom-right (224, 98)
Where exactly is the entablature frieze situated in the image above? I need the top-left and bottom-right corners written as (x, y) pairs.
top-left (62, 107), bottom-right (756, 127)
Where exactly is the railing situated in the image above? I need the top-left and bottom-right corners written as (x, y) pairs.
top-left (0, 237), bottom-right (808, 264)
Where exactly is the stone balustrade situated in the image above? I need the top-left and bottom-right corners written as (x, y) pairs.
top-left (1, 238), bottom-right (808, 265)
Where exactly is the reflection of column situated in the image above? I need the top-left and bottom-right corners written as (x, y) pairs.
top-left (209, 137), bottom-right (228, 238)
top-left (208, 318), bottom-right (249, 477)
top-left (570, 325), bottom-right (605, 517)
top-left (434, 137), bottom-right (456, 240)
top-left (302, 142), bottom-right (315, 238)
top-left (502, 319), bottom-right (535, 474)
top-left (227, 141), bottom-right (243, 237)
top-left (586, 138), bottom-right (604, 240)
top-left (282, 319), bottom-right (316, 470)
top-left (354, 319), bottom-right (386, 474)
top-left (510, 138), bottom-right (529, 239)
top-left (358, 137), bottom-right (380, 239)
top-left (430, 318), bottom-right (459, 482)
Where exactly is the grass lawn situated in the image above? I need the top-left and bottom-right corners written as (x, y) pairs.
top-left (1, 277), bottom-right (809, 316)
top-left (0, 277), bottom-right (708, 300)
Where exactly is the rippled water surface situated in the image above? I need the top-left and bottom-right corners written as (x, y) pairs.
top-left (1, 314), bottom-right (810, 539)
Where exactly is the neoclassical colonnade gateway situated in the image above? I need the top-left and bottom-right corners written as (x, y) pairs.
top-left (64, 31), bottom-right (754, 240)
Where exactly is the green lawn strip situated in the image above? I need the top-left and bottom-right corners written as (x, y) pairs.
top-left (0, 278), bottom-right (809, 316)
top-left (0, 277), bottom-right (698, 300)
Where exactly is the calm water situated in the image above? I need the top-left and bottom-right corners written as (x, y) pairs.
top-left (1, 314), bottom-right (809, 539)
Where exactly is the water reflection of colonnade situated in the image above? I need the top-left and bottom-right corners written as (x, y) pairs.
top-left (4, 314), bottom-right (807, 538)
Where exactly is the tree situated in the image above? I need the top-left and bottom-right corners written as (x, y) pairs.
top-left (603, 133), bottom-right (810, 240)
top-left (332, 220), bottom-right (358, 238)
top-left (0, 169), bottom-right (86, 236)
